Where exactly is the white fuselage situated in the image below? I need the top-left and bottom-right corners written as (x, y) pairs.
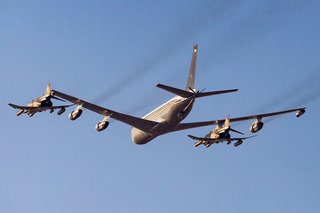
top-left (131, 95), bottom-right (194, 144)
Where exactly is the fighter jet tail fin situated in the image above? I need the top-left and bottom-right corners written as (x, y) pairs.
top-left (45, 82), bottom-right (51, 96)
top-left (223, 115), bottom-right (230, 128)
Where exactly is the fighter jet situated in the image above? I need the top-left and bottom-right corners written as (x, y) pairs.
top-left (188, 115), bottom-right (256, 148)
top-left (9, 82), bottom-right (73, 117)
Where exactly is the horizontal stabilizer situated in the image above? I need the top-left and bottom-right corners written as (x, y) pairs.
top-left (156, 84), bottom-right (194, 98)
top-left (196, 89), bottom-right (238, 97)
top-left (157, 84), bottom-right (238, 98)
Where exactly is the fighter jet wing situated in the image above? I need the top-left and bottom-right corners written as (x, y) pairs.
top-left (170, 108), bottom-right (306, 132)
top-left (51, 90), bottom-right (160, 133)
top-left (188, 134), bottom-right (257, 143)
top-left (8, 103), bottom-right (74, 113)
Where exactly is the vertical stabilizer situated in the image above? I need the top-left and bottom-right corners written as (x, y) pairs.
top-left (185, 44), bottom-right (198, 91)
top-left (45, 82), bottom-right (51, 96)
top-left (223, 115), bottom-right (230, 128)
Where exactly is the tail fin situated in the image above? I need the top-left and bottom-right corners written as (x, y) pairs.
top-left (185, 44), bottom-right (198, 91)
top-left (223, 115), bottom-right (230, 128)
top-left (45, 82), bottom-right (51, 96)
top-left (223, 115), bottom-right (244, 135)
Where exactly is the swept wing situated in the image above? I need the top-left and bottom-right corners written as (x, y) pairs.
top-left (170, 108), bottom-right (306, 132)
top-left (51, 90), bottom-right (159, 133)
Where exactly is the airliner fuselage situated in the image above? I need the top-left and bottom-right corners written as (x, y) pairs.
top-left (131, 96), bottom-right (194, 144)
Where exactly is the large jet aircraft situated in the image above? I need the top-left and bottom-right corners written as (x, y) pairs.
top-left (46, 44), bottom-right (305, 145)
top-left (9, 82), bottom-right (73, 117)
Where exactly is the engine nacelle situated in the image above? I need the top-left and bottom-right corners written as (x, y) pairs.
top-left (296, 109), bottom-right (305, 117)
top-left (250, 119), bottom-right (264, 133)
top-left (57, 108), bottom-right (66, 115)
top-left (69, 109), bottom-right (82, 120)
top-left (95, 121), bottom-right (110, 131)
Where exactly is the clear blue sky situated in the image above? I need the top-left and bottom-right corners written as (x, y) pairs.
top-left (1, 0), bottom-right (320, 212)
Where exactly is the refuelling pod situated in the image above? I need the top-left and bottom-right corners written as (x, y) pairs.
top-left (234, 140), bottom-right (243, 147)
top-left (57, 107), bottom-right (66, 115)
top-left (250, 119), bottom-right (264, 133)
top-left (69, 105), bottom-right (83, 120)
top-left (296, 109), bottom-right (305, 117)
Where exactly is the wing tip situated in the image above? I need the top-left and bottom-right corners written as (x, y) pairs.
top-left (188, 135), bottom-right (198, 140)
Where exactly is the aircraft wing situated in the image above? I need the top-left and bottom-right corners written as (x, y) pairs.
top-left (8, 103), bottom-right (74, 112)
top-left (170, 108), bottom-right (305, 132)
top-left (51, 90), bottom-right (159, 133)
top-left (188, 134), bottom-right (256, 143)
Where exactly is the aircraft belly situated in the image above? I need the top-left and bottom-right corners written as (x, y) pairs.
top-left (131, 128), bottom-right (155, 145)
top-left (27, 102), bottom-right (40, 107)
top-left (131, 102), bottom-right (193, 144)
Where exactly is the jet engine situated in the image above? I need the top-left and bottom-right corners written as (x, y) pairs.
top-left (69, 105), bottom-right (82, 120)
top-left (57, 108), bottom-right (66, 115)
top-left (250, 119), bottom-right (264, 133)
top-left (95, 121), bottom-right (109, 131)
top-left (95, 116), bottom-right (111, 131)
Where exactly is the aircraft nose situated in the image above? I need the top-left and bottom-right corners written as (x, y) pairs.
top-left (131, 128), bottom-right (153, 145)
